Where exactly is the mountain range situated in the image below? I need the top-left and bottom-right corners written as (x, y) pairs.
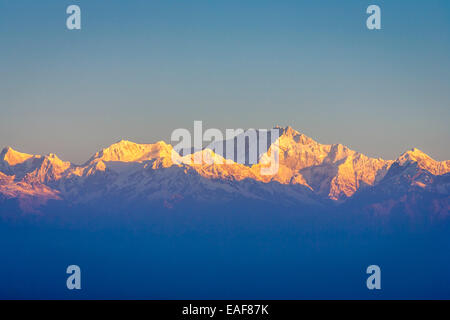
top-left (0, 126), bottom-right (449, 218)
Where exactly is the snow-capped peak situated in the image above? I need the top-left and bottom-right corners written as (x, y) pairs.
top-left (88, 140), bottom-right (174, 164)
top-left (1, 126), bottom-right (448, 212)
top-left (276, 126), bottom-right (317, 146)
top-left (1, 146), bottom-right (39, 166)
top-left (396, 148), bottom-right (449, 176)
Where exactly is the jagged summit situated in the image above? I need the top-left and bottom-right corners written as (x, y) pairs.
top-left (276, 126), bottom-right (317, 146)
top-left (1, 146), bottom-right (38, 166)
top-left (0, 146), bottom-right (70, 168)
top-left (0, 126), bottom-right (449, 213)
top-left (398, 148), bottom-right (430, 161)
top-left (88, 140), bottom-right (174, 164)
top-left (277, 125), bottom-right (300, 136)
top-left (396, 147), bottom-right (449, 176)
top-left (0, 146), bottom-right (12, 154)
top-left (276, 126), bottom-right (302, 138)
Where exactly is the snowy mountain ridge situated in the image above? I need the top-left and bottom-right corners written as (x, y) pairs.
top-left (1, 126), bottom-right (449, 215)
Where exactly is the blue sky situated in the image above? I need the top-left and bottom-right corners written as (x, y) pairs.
top-left (0, 0), bottom-right (449, 163)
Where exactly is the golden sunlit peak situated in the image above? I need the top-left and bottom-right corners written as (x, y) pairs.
top-left (410, 147), bottom-right (426, 155)
top-left (1, 146), bottom-right (37, 166)
top-left (89, 139), bottom-right (175, 164)
top-left (274, 125), bottom-right (300, 136)
top-left (1, 146), bottom-right (15, 155)
top-left (400, 148), bottom-right (430, 160)
top-left (276, 126), bottom-right (316, 146)
top-left (43, 153), bottom-right (70, 168)
top-left (46, 153), bottom-right (58, 159)
top-left (396, 147), bottom-right (449, 176)
top-left (283, 126), bottom-right (299, 136)
top-left (112, 139), bottom-right (134, 146)
top-left (155, 140), bottom-right (170, 146)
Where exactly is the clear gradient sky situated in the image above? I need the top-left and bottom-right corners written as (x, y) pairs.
top-left (0, 0), bottom-right (449, 164)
